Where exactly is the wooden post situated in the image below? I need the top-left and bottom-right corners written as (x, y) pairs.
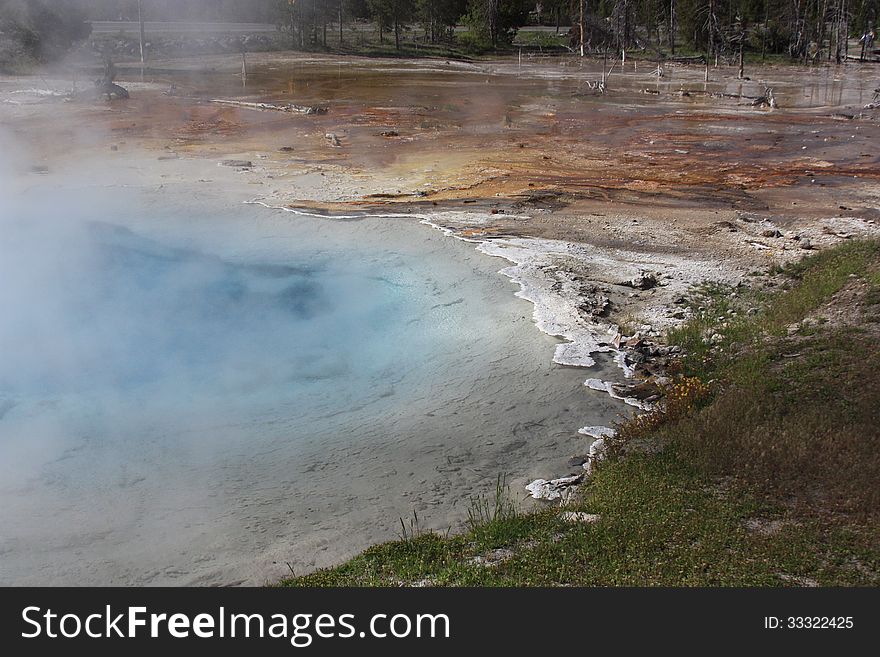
top-left (137, 0), bottom-right (146, 76)
top-left (602, 46), bottom-right (607, 85)
top-left (241, 52), bottom-right (247, 85)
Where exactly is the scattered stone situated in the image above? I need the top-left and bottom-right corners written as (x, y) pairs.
top-left (409, 578), bottom-right (435, 587)
top-left (578, 426), bottom-right (615, 440)
top-left (612, 381), bottom-right (660, 401)
top-left (380, 130), bottom-right (399, 137)
top-left (325, 133), bottom-right (341, 147)
top-left (620, 271), bottom-right (658, 290)
top-left (469, 548), bottom-right (515, 567)
top-left (560, 512), bottom-right (601, 524)
top-left (567, 456), bottom-right (588, 467)
top-left (762, 229), bottom-right (783, 238)
top-left (743, 518), bottom-right (785, 536)
top-left (799, 238), bottom-right (813, 250)
top-left (220, 159), bottom-right (252, 168)
top-left (525, 474), bottom-right (583, 501)
top-left (625, 351), bottom-right (646, 365)
top-left (777, 573), bottom-right (819, 587)
top-left (579, 286), bottom-right (611, 317)
top-left (582, 437), bottom-right (608, 475)
top-left (278, 146), bottom-right (296, 152)
top-left (714, 220), bottom-right (738, 232)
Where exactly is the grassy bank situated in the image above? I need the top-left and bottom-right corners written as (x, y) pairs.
top-left (281, 240), bottom-right (880, 587)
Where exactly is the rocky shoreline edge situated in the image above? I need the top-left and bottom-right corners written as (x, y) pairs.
top-left (249, 197), bottom-right (747, 503)
top-left (416, 215), bottom-right (736, 501)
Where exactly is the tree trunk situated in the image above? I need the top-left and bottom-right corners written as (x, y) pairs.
top-left (819, 0), bottom-right (829, 60)
top-left (602, 45), bottom-right (608, 85)
top-left (761, 1), bottom-right (768, 61)
top-left (395, 17), bottom-right (400, 51)
top-left (579, 0), bottom-right (585, 56)
top-left (705, 0), bottom-right (713, 82)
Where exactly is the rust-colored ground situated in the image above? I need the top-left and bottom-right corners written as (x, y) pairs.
top-left (7, 51), bottom-right (880, 264)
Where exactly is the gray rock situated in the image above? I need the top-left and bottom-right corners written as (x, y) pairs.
top-left (525, 474), bottom-right (583, 501)
top-left (620, 271), bottom-right (658, 290)
top-left (560, 512), bottom-right (601, 524)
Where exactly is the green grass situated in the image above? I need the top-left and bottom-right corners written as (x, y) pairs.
top-left (667, 240), bottom-right (880, 381)
top-left (511, 31), bottom-right (570, 50)
top-left (658, 241), bottom-right (880, 519)
top-left (279, 240), bottom-right (880, 587)
top-left (283, 451), bottom-right (877, 587)
top-left (335, 40), bottom-right (472, 60)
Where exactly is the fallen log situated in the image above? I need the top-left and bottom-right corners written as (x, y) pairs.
top-left (210, 99), bottom-right (328, 114)
top-left (845, 55), bottom-right (880, 63)
top-left (751, 87), bottom-right (777, 109)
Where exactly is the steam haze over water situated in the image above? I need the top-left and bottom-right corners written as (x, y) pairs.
top-left (0, 162), bottom-right (623, 585)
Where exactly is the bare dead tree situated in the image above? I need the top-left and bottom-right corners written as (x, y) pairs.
top-left (137, 0), bottom-right (146, 71)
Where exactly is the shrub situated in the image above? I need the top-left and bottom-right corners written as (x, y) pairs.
top-left (0, 0), bottom-right (91, 71)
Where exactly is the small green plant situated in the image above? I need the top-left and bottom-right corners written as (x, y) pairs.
top-left (397, 510), bottom-right (423, 541)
